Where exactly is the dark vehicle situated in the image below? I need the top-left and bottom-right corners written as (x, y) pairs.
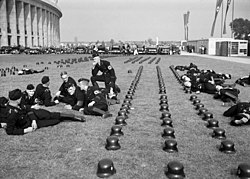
top-left (158, 45), bottom-right (170, 55)
top-left (145, 45), bottom-right (158, 55)
top-left (0, 46), bottom-right (12, 54)
top-left (48, 47), bottom-right (56, 54)
top-left (26, 47), bottom-right (41, 55)
top-left (109, 45), bottom-right (121, 54)
top-left (97, 45), bottom-right (108, 54)
top-left (10, 47), bottom-right (20, 54)
top-left (75, 46), bottom-right (86, 54)
top-left (171, 45), bottom-right (180, 55)
top-left (137, 45), bottom-right (146, 54)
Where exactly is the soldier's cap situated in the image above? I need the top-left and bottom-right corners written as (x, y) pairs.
top-left (65, 82), bottom-right (75, 89)
top-left (78, 78), bottom-right (90, 83)
top-left (92, 52), bottom-right (99, 58)
top-left (41, 76), bottom-right (50, 84)
top-left (26, 84), bottom-right (35, 90)
top-left (9, 89), bottom-right (22, 100)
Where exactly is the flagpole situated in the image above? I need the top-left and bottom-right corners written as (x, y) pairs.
top-left (221, 0), bottom-right (224, 38)
top-left (231, 0), bottom-right (234, 38)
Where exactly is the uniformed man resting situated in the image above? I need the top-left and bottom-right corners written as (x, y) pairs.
top-left (63, 83), bottom-right (85, 111)
top-left (223, 102), bottom-right (250, 126)
top-left (235, 73), bottom-right (250, 86)
top-left (54, 71), bottom-right (77, 102)
top-left (34, 76), bottom-right (59, 107)
top-left (20, 84), bottom-right (40, 112)
top-left (78, 78), bottom-right (112, 118)
top-left (90, 52), bottom-right (120, 101)
top-left (0, 89), bottom-right (85, 135)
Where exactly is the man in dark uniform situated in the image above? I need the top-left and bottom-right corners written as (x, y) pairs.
top-left (78, 78), bottom-right (112, 118)
top-left (90, 52), bottom-right (120, 101)
top-left (54, 71), bottom-right (77, 102)
top-left (223, 102), bottom-right (250, 126)
top-left (0, 89), bottom-right (85, 135)
top-left (235, 73), bottom-right (250, 86)
top-left (63, 83), bottom-right (85, 111)
top-left (20, 84), bottom-right (40, 112)
top-left (214, 85), bottom-right (240, 105)
top-left (34, 76), bottom-right (59, 107)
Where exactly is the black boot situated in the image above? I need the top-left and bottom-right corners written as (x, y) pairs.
top-left (60, 112), bottom-right (86, 122)
top-left (92, 107), bottom-right (112, 119)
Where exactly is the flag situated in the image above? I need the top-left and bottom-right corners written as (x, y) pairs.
top-left (223, 0), bottom-right (231, 34)
top-left (186, 11), bottom-right (190, 24)
top-left (211, 0), bottom-right (223, 37)
top-left (184, 13), bottom-right (187, 40)
top-left (184, 11), bottom-right (190, 40)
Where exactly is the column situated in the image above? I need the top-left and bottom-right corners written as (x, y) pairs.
top-left (24, 3), bottom-right (32, 47)
top-left (47, 11), bottom-right (51, 47)
top-left (37, 7), bottom-right (43, 46)
top-left (42, 9), bottom-right (47, 47)
top-left (0, 0), bottom-right (8, 46)
top-left (55, 15), bottom-right (59, 47)
top-left (58, 16), bottom-right (61, 46)
top-left (7, 0), bottom-right (17, 46)
top-left (52, 14), bottom-right (55, 47)
top-left (53, 14), bottom-right (57, 46)
top-left (31, 5), bottom-right (38, 46)
top-left (50, 13), bottom-right (54, 46)
top-left (16, 1), bottom-right (25, 47)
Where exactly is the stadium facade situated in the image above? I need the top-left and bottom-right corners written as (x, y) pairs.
top-left (0, 0), bottom-right (62, 48)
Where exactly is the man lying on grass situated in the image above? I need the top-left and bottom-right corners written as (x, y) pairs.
top-left (235, 73), bottom-right (250, 87)
top-left (223, 102), bottom-right (250, 126)
top-left (0, 89), bottom-right (85, 135)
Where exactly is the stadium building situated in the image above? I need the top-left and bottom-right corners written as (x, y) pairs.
top-left (0, 0), bottom-right (62, 48)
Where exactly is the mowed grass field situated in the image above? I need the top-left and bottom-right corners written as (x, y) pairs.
top-left (0, 54), bottom-right (250, 179)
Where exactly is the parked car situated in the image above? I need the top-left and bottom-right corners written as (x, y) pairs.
top-left (10, 48), bottom-right (20, 54)
top-left (97, 45), bottom-right (108, 54)
top-left (145, 45), bottom-right (158, 55)
top-left (0, 46), bottom-right (12, 54)
top-left (75, 46), bottom-right (86, 54)
top-left (171, 45), bottom-right (180, 55)
top-left (109, 45), bottom-right (121, 54)
top-left (137, 45), bottom-right (146, 54)
top-left (158, 45), bottom-right (170, 55)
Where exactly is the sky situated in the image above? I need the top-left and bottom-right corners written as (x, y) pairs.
top-left (58, 0), bottom-right (250, 42)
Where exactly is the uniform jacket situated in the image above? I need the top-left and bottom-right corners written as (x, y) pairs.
top-left (20, 91), bottom-right (36, 111)
top-left (92, 60), bottom-right (116, 77)
top-left (34, 84), bottom-right (56, 107)
top-left (59, 76), bottom-right (77, 96)
top-left (69, 86), bottom-right (85, 111)
top-left (85, 86), bottom-right (107, 106)
top-left (4, 105), bottom-right (31, 135)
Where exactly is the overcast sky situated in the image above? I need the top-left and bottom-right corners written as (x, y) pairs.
top-left (58, 0), bottom-right (250, 42)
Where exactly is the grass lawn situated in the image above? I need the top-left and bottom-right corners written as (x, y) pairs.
top-left (0, 54), bottom-right (250, 179)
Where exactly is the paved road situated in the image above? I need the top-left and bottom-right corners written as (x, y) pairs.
top-left (181, 51), bottom-right (250, 64)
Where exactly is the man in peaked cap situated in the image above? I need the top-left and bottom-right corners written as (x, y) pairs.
top-left (34, 76), bottom-right (59, 107)
top-left (0, 88), bottom-right (85, 135)
top-left (90, 52), bottom-right (120, 103)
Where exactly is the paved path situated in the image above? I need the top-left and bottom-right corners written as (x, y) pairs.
top-left (181, 51), bottom-right (250, 64)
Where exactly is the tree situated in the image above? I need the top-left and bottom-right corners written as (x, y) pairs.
top-left (230, 18), bottom-right (250, 40)
top-left (147, 38), bottom-right (154, 45)
top-left (110, 39), bottom-right (115, 45)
